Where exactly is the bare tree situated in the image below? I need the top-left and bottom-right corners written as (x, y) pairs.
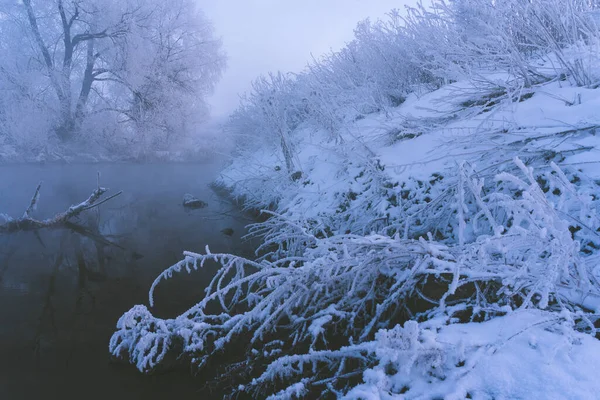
top-left (0, 0), bottom-right (226, 153)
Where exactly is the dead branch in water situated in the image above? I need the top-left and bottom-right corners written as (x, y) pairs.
top-left (0, 181), bottom-right (122, 234)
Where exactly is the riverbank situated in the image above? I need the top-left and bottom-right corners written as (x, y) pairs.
top-left (110, 72), bottom-right (600, 399)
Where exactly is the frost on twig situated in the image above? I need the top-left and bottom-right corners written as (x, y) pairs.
top-left (0, 181), bottom-right (122, 233)
top-left (110, 158), bottom-right (600, 396)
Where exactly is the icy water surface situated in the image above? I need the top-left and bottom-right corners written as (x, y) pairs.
top-left (0, 162), bottom-right (254, 399)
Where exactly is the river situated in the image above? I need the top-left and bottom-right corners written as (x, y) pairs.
top-left (0, 162), bottom-right (255, 399)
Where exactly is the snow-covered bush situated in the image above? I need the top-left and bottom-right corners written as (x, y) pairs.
top-left (110, 159), bottom-right (600, 396)
top-left (401, 0), bottom-right (600, 88)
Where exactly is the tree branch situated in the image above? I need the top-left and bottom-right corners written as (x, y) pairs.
top-left (0, 183), bottom-right (121, 233)
top-left (72, 29), bottom-right (110, 47)
top-left (58, 0), bottom-right (76, 70)
top-left (23, 182), bottom-right (42, 219)
top-left (22, 0), bottom-right (65, 101)
top-left (23, 0), bottom-right (54, 70)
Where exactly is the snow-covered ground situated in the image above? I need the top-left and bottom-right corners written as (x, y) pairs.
top-left (222, 76), bottom-right (600, 212)
top-left (343, 310), bottom-right (600, 400)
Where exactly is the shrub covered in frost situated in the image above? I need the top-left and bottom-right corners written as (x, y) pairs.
top-left (110, 158), bottom-right (600, 397)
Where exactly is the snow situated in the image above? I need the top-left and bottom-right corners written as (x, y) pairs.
top-left (345, 311), bottom-right (600, 399)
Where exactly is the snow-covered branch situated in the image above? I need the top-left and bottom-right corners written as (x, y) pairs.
top-left (0, 182), bottom-right (121, 233)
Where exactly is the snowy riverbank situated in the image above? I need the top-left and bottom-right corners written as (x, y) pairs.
top-left (110, 2), bottom-right (600, 398)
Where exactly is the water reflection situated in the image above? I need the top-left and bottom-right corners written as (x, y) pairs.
top-left (0, 163), bottom-right (254, 399)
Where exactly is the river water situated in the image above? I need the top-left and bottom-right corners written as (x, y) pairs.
top-left (0, 162), bottom-right (255, 399)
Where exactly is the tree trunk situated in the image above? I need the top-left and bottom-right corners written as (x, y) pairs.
top-left (55, 98), bottom-right (76, 142)
top-left (25, 0), bottom-right (96, 142)
top-left (280, 134), bottom-right (296, 175)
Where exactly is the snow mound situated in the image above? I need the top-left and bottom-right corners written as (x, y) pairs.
top-left (346, 311), bottom-right (600, 400)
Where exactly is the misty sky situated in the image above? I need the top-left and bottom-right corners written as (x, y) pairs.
top-left (201, 0), bottom-right (415, 117)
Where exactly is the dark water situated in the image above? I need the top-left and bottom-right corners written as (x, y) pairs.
top-left (0, 163), bottom-right (255, 400)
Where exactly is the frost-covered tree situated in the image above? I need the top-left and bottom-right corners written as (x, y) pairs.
top-left (0, 0), bottom-right (225, 156)
top-left (230, 72), bottom-right (305, 175)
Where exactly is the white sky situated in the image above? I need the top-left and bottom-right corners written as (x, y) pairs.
top-left (200, 0), bottom-right (415, 117)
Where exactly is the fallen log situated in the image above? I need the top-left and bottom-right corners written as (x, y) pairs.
top-left (0, 181), bottom-right (122, 234)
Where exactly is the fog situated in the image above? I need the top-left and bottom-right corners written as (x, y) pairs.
top-left (202, 0), bottom-right (415, 117)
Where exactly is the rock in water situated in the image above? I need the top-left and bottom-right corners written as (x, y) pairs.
top-left (221, 228), bottom-right (234, 236)
top-left (183, 194), bottom-right (208, 209)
